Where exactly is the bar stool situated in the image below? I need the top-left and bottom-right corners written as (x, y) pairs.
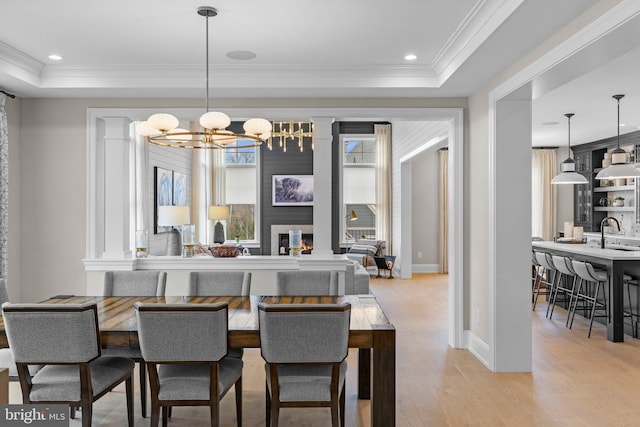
top-left (623, 275), bottom-right (638, 338)
top-left (533, 252), bottom-right (555, 311)
top-left (570, 260), bottom-right (610, 338)
top-left (549, 255), bottom-right (578, 325)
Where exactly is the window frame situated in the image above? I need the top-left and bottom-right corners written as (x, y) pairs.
top-left (339, 134), bottom-right (376, 245)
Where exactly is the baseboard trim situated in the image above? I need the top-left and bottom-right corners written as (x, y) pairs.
top-left (464, 330), bottom-right (491, 370)
top-left (412, 264), bottom-right (439, 273)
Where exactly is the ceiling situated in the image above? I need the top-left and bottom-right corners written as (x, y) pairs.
top-left (2, 0), bottom-right (637, 146)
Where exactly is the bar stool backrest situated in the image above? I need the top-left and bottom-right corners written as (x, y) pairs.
top-left (551, 255), bottom-right (576, 276)
top-left (571, 260), bottom-right (605, 282)
top-left (535, 252), bottom-right (555, 271)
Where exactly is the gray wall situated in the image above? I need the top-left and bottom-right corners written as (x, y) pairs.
top-left (411, 147), bottom-right (440, 267)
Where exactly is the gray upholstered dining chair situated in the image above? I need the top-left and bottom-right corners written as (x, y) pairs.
top-left (103, 270), bottom-right (167, 297)
top-left (0, 278), bottom-right (41, 381)
top-left (2, 302), bottom-right (135, 427)
top-left (102, 270), bottom-right (167, 418)
top-left (188, 271), bottom-right (252, 296)
top-left (188, 271), bottom-right (251, 361)
top-left (258, 302), bottom-right (351, 427)
top-left (135, 302), bottom-right (243, 427)
top-left (275, 271), bottom-right (339, 296)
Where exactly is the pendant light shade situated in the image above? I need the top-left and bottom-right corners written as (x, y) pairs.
top-left (551, 113), bottom-right (588, 185)
top-left (595, 94), bottom-right (640, 179)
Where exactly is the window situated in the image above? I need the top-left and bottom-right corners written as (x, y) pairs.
top-left (344, 138), bottom-right (375, 164)
top-left (341, 135), bottom-right (376, 242)
top-left (226, 139), bottom-right (257, 165)
top-left (225, 139), bottom-right (259, 243)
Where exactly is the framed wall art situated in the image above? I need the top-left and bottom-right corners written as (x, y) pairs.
top-left (154, 167), bottom-right (173, 234)
top-left (272, 175), bottom-right (314, 206)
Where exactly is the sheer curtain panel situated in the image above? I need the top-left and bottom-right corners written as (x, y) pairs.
top-left (531, 149), bottom-right (557, 241)
top-left (438, 149), bottom-right (448, 274)
top-left (375, 124), bottom-right (391, 253)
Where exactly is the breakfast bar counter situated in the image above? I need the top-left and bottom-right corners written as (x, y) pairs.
top-left (532, 241), bottom-right (640, 341)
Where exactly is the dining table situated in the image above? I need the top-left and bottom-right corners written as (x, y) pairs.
top-left (0, 294), bottom-right (396, 427)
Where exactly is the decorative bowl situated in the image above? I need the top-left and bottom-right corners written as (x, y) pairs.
top-left (210, 245), bottom-right (239, 258)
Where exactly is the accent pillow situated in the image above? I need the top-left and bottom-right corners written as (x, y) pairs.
top-left (348, 244), bottom-right (377, 256)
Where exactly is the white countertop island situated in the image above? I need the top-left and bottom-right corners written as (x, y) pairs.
top-left (532, 240), bottom-right (640, 342)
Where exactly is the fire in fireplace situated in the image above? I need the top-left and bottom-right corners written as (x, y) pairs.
top-left (278, 233), bottom-right (313, 255)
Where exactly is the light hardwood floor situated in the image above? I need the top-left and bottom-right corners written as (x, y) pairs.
top-left (10, 273), bottom-right (640, 426)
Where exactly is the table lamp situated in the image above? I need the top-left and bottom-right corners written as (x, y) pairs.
top-left (157, 206), bottom-right (190, 256)
top-left (208, 205), bottom-right (230, 244)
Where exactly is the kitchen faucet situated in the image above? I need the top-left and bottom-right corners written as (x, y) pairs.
top-left (601, 216), bottom-right (620, 248)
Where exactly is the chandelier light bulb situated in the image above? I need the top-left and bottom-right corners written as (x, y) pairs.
top-left (136, 121), bottom-right (159, 137)
top-left (200, 111), bottom-right (231, 130)
top-left (243, 118), bottom-right (272, 137)
top-left (147, 113), bottom-right (179, 132)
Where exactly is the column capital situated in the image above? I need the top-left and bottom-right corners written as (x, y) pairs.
top-left (311, 117), bottom-right (335, 139)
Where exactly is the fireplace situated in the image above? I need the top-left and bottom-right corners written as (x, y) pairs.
top-left (278, 233), bottom-right (313, 255)
top-left (270, 225), bottom-right (314, 255)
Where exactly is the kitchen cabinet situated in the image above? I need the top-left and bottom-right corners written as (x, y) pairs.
top-left (572, 130), bottom-right (640, 232)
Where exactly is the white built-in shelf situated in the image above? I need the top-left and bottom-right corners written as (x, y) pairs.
top-left (594, 185), bottom-right (635, 192)
top-left (594, 207), bottom-right (635, 212)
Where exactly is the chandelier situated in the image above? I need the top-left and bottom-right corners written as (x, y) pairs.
top-left (136, 6), bottom-right (272, 149)
top-left (268, 121), bottom-right (314, 152)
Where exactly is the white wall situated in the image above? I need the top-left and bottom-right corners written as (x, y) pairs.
top-left (411, 147), bottom-right (440, 269)
top-left (466, 0), bottom-right (622, 354)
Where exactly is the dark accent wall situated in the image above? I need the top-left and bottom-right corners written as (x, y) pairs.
top-left (254, 120), bottom-right (390, 254)
top-left (260, 138), bottom-right (314, 254)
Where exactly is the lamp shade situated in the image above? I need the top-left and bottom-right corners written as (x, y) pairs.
top-left (208, 205), bottom-right (230, 220)
top-left (595, 163), bottom-right (640, 180)
top-left (551, 158), bottom-right (588, 184)
top-left (200, 111), bottom-right (231, 130)
top-left (243, 118), bottom-right (272, 137)
top-left (147, 113), bottom-right (179, 132)
top-left (157, 206), bottom-right (190, 227)
top-left (349, 210), bottom-right (358, 221)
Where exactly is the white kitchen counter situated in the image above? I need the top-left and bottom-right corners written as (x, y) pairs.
top-left (532, 241), bottom-right (640, 260)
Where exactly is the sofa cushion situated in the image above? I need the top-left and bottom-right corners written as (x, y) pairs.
top-left (348, 245), bottom-right (377, 256)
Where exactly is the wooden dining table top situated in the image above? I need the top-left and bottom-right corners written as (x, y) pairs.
top-left (0, 294), bottom-right (394, 349)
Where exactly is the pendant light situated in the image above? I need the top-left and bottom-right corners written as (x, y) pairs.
top-left (595, 94), bottom-right (640, 179)
top-left (551, 113), bottom-right (588, 184)
top-left (136, 7), bottom-right (272, 149)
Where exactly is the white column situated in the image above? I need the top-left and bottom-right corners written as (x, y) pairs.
top-left (102, 117), bottom-right (133, 259)
top-left (311, 117), bottom-right (335, 257)
top-left (492, 84), bottom-right (532, 372)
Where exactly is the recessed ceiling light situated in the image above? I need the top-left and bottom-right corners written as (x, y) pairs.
top-left (48, 54), bottom-right (63, 61)
top-left (226, 50), bottom-right (256, 60)
top-left (404, 54), bottom-right (417, 61)
top-left (542, 121), bottom-right (559, 126)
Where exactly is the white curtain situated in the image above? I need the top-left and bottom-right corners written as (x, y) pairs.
top-left (0, 94), bottom-right (7, 278)
top-left (531, 149), bottom-right (557, 241)
top-left (375, 124), bottom-right (392, 253)
top-left (438, 149), bottom-right (448, 274)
